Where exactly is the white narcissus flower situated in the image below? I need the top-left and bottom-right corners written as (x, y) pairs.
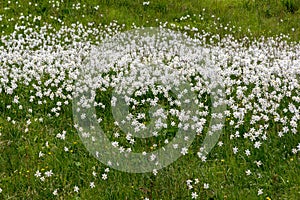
top-left (203, 183), bottom-right (209, 189)
top-left (245, 149), bottom-right (251, 156)
top-left (90, 182), bottom-right (95, 189)
top-left (34, 170), bottom-right (41, 177)
top-left (233, 147), bottom-right (238, 154)
top-left (102, 173), bottom-right (107, 180)
top-left (74, 186), bottom-right (79, 193)
top-left (191, 192), bottom-right (198, 199)
top-left (245, 169), bottom-right (252, 176)
top-left (53, 189), bottom-right (58, 196)
top-left (45, 170), bottom-right (53, 177)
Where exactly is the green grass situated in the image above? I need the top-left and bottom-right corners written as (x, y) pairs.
top-left (1, 102), bottom-right (299, 199)
top-left (0, 0), bottom-right (300, 40)
top-left (0, 0), bottom-right (300, 199)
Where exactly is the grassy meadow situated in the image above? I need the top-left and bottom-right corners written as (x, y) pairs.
top-left (0, 0), bottom-right (300, 199)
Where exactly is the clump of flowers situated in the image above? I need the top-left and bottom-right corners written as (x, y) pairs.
top-left (0, 8), bottom-right (299, 198)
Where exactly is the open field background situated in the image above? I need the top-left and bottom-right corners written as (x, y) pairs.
top-left (0, 0), bottom-right (300, 199)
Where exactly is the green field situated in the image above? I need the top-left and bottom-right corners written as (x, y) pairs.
top-left (0, 0), bottom-right (300, 199)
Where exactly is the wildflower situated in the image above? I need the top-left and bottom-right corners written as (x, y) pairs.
top-left (142, 1), bottom-right (150, 6)
top-left (204, 183), bottom-right (209, 189)
top-left (254, 141), bottom-right (262, 149)
top-left (233, 147), bottom-right (238, 154)
top-left (186, 180), bottom-right (193, 190)
top-left (45, 170), bottom-right (53, 177)
top-left (34, 170), bottom-right (41, 177)
top-left (150, 154), bottom-right (156, 161)
top-left (218, 141), bottom-right (223, 146)
top-left (201, 156), bottom-right (207, 162)
top-left (245, 169), bottom-right (251, 176)
top-left (191, 192), bottom-right (198, 199)
top-left (186, 179), bottom-right (193, 185)
top-left (245, 149), bottom-right (251, 156)
top-left (181, 147), bottom-right (188, 155)
top-left (74, 186), bottom-right (79, 193)
top-left (255, 160), bottom-right (262, 167)
top-left (90, 182), bottom-right (95, 188)
top-left (53, 189), bottom-right (58, 196)
top-left (92, 171), bottom-right (97, 177)
top-left (102, 173), bottom-right (107, 180)
top-left (257, 173), bottom-right (262, 178)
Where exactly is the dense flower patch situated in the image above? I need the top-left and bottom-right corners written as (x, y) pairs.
top-left (0, 11), bottom-right (299, 199)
